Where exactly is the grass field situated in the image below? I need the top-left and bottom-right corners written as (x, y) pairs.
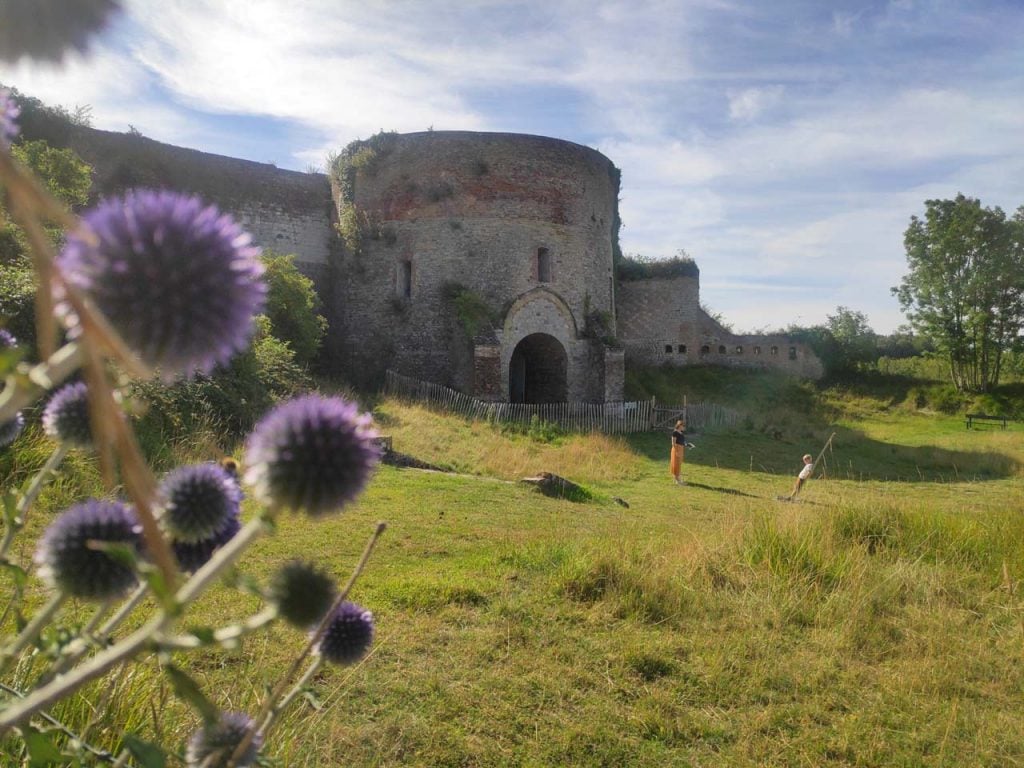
top-left (3, 369), bottom-right (1024, 766)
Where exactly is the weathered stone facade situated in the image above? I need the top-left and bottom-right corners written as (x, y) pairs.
top-left (23, 115), bottom-right (821, 400)
top-left (615, 276), bottom-right (823, 378)
top-left (329, 131), bottom-right (622, 401)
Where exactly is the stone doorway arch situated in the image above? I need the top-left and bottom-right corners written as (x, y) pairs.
top-left (509, 333), bottom-right (567, 403)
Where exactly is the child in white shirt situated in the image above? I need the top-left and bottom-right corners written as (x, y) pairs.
top-left (787, 454), bottom-right (814, 499)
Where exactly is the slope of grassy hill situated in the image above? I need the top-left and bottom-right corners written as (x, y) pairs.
top-left (2, 367), bottom-right (1023, 766)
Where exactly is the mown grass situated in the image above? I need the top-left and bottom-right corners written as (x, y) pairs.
top-left (3, 370), bottom-right (1024, 766)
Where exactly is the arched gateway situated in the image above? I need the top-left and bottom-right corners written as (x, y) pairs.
top-left (509, 333), bottom-right (567, 403)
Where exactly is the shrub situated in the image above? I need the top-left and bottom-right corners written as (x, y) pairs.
top-left (0, 260), bottom-right (36, 346)
top-left (261, 251), bottom-right (327, 366)
top-left (132, 316), bottom-right (312, 453)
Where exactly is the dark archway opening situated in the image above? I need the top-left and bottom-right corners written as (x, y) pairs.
top-left (509, 333), bottom-right (567, 403)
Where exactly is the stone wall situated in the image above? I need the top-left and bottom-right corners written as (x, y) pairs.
top-left (17, 110), bottom-right (820, 393)
top-left (332, 131), bottom-right (620, 399)
top-left (616, 276), bottom-right (823, 378)
top-left (18, 111), bottom-right (335, 287)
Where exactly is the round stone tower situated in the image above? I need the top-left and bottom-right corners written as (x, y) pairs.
top-left (329, 131), bottom-right (624, 402)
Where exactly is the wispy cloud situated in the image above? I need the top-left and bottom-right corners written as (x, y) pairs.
top-left (1, 0), bottom-right (1021, 332)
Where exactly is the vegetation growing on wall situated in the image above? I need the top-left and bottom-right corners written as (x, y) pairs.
top-left (616, 250), bottom-right (700, 281)
top-left (328, 131), bottom-right (397, 258)
top-left (582, 294), bottom-right (618, 347)
top-left (608, 162), bottom-right (623, 263)
top-left (442, 282), bottom-right (500, 340)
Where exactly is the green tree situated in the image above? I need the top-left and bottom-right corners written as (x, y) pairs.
top-left (826, 306), bottom-right (877, 371)
top-left (0, 139), bottom-right (92, 347)
top-left (260, 251), bottom-right (328, 366)
top-left (893, 194), bottom-right (1024, 392)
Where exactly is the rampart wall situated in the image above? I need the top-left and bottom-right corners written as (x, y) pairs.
top-left (18, 111), bottom-right (335, 291)
top-left (16, 111), bottom-right (822, 393)
top-left (616, 276), bottom-right (823, 378)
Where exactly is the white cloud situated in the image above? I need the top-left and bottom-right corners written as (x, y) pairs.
top-left (727, 85), bottom-right (784, 122)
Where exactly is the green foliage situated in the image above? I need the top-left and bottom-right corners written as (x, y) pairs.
top-left (616, 250), bottom-right (699, 281)
top-left (0, 261), bottom-right (36, 346)
top-left (441, 283), bottom-right (498, 339)
top-left (608, 163), bottom-right (623, 263)
top-left (0, 139), bottom-right (91, 348)
top-left (11, 140), bottom-right (92, 209)
top-left (132, 316), bottom-right (312, 453)
top-left (784, 306), bottom-right (878, 380)
top-left (261, 251), bottom-right (327, 366)
top-left (894, 194), bottom-right (1024, 393)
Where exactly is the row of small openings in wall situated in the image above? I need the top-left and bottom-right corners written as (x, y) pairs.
top-left (665, 343), bottom-right (798, 360)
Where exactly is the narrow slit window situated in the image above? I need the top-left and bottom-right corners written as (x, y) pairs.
top-left (789, 346), bottom-right (797, 360)
top-left (537, 247), bottom-right (551, 282)
top-left (754, 346), bottom-right (761, 355)
top-left (397, 260), bottom-right (412, 298)
top-left (770, 345), bottom-right (779, 356)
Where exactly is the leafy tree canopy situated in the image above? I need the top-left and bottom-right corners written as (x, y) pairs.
top-left (893, 194), bottom-right (1024, 393)
top-left (260, 250), bottom-right (328, 366)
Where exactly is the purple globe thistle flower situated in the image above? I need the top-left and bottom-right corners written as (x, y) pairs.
top-left (185, 711), bottom-right (262, 768)
top-left (0, 0), bottom-right (122, 64)
top-left (0, 412), bottom-right (24, 448)
top-left (315, 601), bottom-right (374, 666)
top-left (270, 561), bottom-right (336, 628)
top-left (56, 190), bottom-right (266, 378)
top-left (243, 395), bottom-right (380, 516)
top-left (157, 463), bottom-right (242, 543)
top-left (0, 329), bottom-right (17, 349)
top-left (35, 499), bottom-right (143, 600)
top-left (172, 513), bottom-right (241, 573)
top-left (0, 90), bottom-right (17, 149)
top-left (42, 381), bottom-right (93, 447)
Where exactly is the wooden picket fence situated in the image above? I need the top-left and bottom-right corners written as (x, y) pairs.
top-left (382, 370), bottom-right (742, 434)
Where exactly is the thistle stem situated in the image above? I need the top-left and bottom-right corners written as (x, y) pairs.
top-left (0, 517), bottom-right (271, 734)
top-left (0, 591), bottom-right (67, 674)
top-left (0, 342), bottom-right (82, 422)
top-left (230, 521), bottom-right (386, 766)
top-left (259, 657), bottom-right (323, 735)
top-left (156, 606), bottom-right (278, 651)
top-left (0, 443), bottom-right (69, 563)
top-left (0, 684), bottom-right (116, 764)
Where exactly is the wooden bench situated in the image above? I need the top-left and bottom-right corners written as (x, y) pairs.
top-left (965, 413), bottom-right (1008, 430)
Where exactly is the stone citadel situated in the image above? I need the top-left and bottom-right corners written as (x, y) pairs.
top-left (22, 114), bottom-right (822, 402)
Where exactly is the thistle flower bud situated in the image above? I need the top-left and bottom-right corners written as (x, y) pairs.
top-left (172, 514), bottom-right (241, 573)
top-left (0, 0), bottom-right (122, 64)
top-left (315, 602), bottom-right (374, 666)
top-left (270, 561), bottom-right (336, 628)
top-left (35, 499), bottom-right (143, 600)
top-left (0, 90), bottom-right (15, 149)
top-left (243, 395), bottom-right (380, 516)
top-left (185, 711), bottom-right (262, 768)
top-left (57, 190), bottom-right (266, 378)
top-left (157, 463), bottom-right (242, 543)
top-left (0, 412), bottom-right (24, 448)
top-left (42, 382), bottom-right (92, 447)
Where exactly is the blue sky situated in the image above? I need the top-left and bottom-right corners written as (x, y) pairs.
top-left (3, 0), bottom-right (1023, 333)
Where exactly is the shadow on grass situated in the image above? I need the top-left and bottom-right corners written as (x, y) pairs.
top-left (626, 425), bottom-right (1021, 482)
top-left (680, 481), bottom-right (759, 499)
